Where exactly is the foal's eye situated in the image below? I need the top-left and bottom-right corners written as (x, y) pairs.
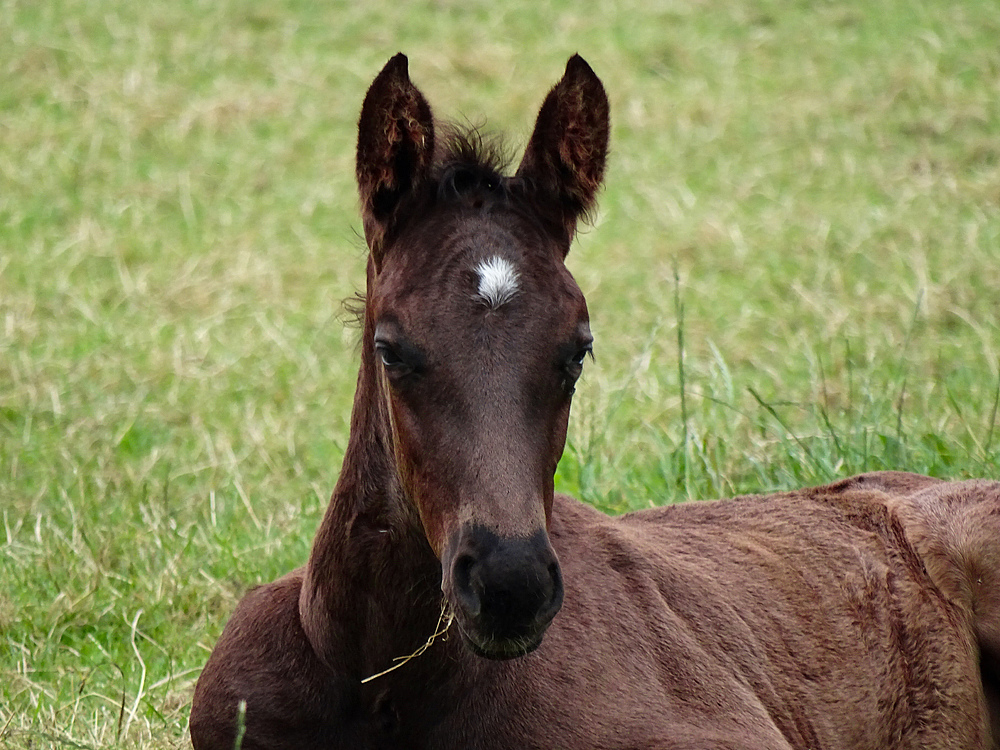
top-left (562, 343), bottom-right (593, 393)
top-left (375, 341), bottom-right (409, 372)
top-left (570, 346), bottom-right (592, 367)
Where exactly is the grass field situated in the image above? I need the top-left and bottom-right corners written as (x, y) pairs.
top-left (3, 0), bottom-right (999, 746)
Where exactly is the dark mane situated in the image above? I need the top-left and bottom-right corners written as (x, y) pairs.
top-left (433, 125), bottom-right (519, 207)
top-left (434, 124), bottom-right (512, 178)
top-left (436, 123), bottom-right (600, 229)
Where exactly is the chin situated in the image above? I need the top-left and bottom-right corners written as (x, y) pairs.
top-left (457, 623), bottom-right (546, 661)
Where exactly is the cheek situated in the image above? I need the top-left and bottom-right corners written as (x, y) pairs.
top-left (545, 401), bottom-right (573, 468)
top-left (534, 401), bottom-right (572, 524)
top-left (389, 400), bottom-right (421, 484)
top-left (388, 399), bottom-right (458, 557)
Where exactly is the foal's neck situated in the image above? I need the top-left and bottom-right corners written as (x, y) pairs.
top-left (298, 279), bottom-right (442, 677)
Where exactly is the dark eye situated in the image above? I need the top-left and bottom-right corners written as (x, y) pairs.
top-left (563, 343), bottom-right (593, 393)
top-left (375, 341), bottom-right (404, 368)
top-left (569, 345), bottom-right (592, 368)
top-left (374, 340), bottom-right (419, 379)
top-left (373, 323), bottom-right (424, 383)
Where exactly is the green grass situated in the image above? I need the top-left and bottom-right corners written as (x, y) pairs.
top-left (2, 0), bottom-right (999, 746)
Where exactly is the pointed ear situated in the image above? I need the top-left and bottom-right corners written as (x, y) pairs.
top-left (516, 55), bottom-right (609, 247)
top-left (356, 53), bottom-right (435, 268)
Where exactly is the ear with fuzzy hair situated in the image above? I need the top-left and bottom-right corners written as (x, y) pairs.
top-left (356, 53), bottom-right (435, 268)
top-left (516, 55), bottom-right (609, 249)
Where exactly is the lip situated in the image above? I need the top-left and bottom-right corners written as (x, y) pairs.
top-left (453, 615), bottom-right (546, 661)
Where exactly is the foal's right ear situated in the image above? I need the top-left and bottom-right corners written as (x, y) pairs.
top-left (356, 53), bottom-right (435, 268)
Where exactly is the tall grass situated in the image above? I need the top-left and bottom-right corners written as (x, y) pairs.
top-left (2, 0), bottom-right (999, 746)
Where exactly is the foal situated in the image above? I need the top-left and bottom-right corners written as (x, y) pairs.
top-left (190, 54), bottom-right (1000, 749)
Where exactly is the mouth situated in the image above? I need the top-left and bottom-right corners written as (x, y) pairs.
top-left (452, 614), bottom-right (546, 660)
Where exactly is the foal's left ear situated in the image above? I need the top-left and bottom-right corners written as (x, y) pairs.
top-left (516, 55), bottom-right (609, 251)
top-left (356, 53), bottom-right (435, 268)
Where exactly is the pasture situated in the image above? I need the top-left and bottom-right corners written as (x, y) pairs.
top-left (2, 0), bottom-right (999, 746)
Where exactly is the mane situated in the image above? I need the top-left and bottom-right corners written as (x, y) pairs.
top-left (434, 123), bottom-right (600, 228)
top-left (433, 124), bottom-right (513, 179)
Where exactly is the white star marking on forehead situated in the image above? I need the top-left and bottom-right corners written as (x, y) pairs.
top-left (474, 256), bottom-right (520, 309)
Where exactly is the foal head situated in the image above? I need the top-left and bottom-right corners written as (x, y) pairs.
top-left (355, 54), bottom-right (608, 659)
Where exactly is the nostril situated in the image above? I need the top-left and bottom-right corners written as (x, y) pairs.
top-left (452, 553), bottom-right (481, 617)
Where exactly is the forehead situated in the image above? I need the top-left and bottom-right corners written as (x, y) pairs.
top-left (375, 210), bottom-right (580, 313)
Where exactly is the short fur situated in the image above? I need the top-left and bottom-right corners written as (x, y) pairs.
top-left (190, 55), bottom-right (1000, 750)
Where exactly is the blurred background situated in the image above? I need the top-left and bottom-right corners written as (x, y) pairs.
top-left (2, 0), bottom-right (999, 745)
